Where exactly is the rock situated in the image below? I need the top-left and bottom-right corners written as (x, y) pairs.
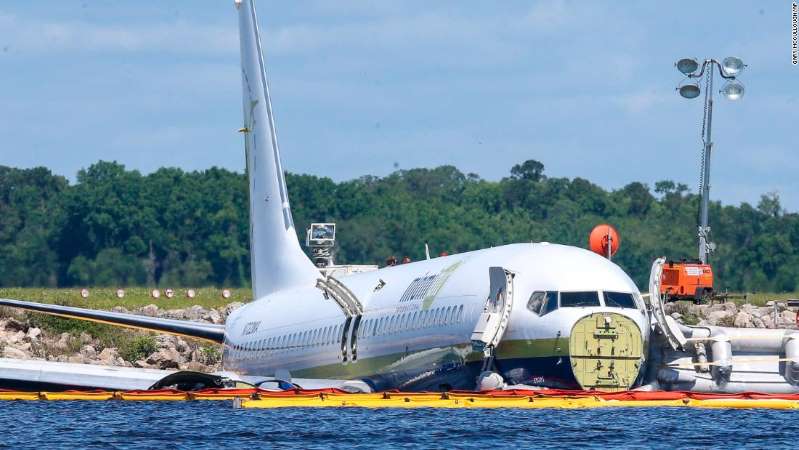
top-left (733, 312), bottom-right (752, 328)
top-left (3, 346), bottom-right (29, 359)
top-left (139, 304), bottom-right (159, 317)
top-left (740, 304), bottom-right (757, 314)
top-left (133, 359), bottom-right (151, 369)
top-left (180, 361), bottom-right (210, 372)
top-left (781, 310), bottom-right (797, 324)
top-left (98, 348), bottom-right (119, 365)
top-left (155, 335), bottom-right (178, 350)
top-left (79, 332), bottom-right (93, 344)
top-left (164, 309), bottom-right (186, 320)
top-left (27, 327), bottom-right (42, 340)
top-left (707, 310), bottom-right (732, 326)
top-left (761, 315), bottom-right (775, 329)
top-left (203, 309), bottom-right (222, 324)
top-left (4, 318), bottom-right (27, 332)
top-left (752, 317), bottom-right (766, 328)
top-left (722, 302), bottom-right (738, 312)
top-left (15, 342), bottom-right (31, 352)
top-left (708, 303), bottom-right (726, 313)
top-left (755, 307), bottom-right (773, 318)
top-left (146, 348), bottom-right (182, 369)
top-left (111, 306), bottom-right (129, 314)
top-left (670, 312), bottom-right (683, 321)
top-left (6, 330), bottom-right (26, 344)
top-left (174, 338), bottom-right (189, 354)
top-left (54, 333), bottom-right (71, 351)
top-left (185, 305), bottom-right (207, 321)
top-left (81, 345), bottom-right (97, 359)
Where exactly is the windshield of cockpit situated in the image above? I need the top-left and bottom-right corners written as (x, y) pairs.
top-left (526, 290), bottom-right (638, 316)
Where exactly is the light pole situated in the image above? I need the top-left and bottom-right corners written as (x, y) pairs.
top-left (675, 57), bottom-right (746, 264)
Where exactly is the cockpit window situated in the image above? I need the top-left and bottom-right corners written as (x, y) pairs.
top-left (560, 291), bottom-right (600, 307)
top-left (527, 291), bottom-right (558, 315)
top-left (603, 291), bottom-right (637, 309)
top-left (527, 291), bottom-right (546, 313)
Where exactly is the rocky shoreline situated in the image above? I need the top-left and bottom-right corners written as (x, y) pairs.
top-left (1, 301), bottom-right (796, 374)
top-left (664, 301), bottom-right (798, 329)
top-left (0, 303), bottom-right (243, 373)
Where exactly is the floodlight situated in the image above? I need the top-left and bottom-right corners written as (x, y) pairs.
top-left (678, 83), bottom-right (701, 99)
top-left (721, 81), bottom-right (745, 100)
top-left (676, 58), bottom-right (700, 75)
top-left (721, 56), bottom-right (745, 76)
top-left (307, 222), bottom-right (336, 247)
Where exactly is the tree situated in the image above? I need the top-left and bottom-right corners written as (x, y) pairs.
top-left (510, 159), bottom-right (545, 182)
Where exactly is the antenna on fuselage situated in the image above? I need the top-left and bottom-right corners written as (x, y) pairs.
top-left (424, 243), bottom-right (431, 260)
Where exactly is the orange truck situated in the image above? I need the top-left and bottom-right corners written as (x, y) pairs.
top-left (660, 260), bottom-right (714, 303)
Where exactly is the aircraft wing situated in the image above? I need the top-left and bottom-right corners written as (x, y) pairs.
top-left (0, 298), bottom-right (225, 344)
top-left (0, 357), bottom-right (177, 391)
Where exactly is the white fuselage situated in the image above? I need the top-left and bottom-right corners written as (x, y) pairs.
top-left (223, 243), bottom-right (650, 391)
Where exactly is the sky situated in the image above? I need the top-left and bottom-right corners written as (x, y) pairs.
top-left (1, 1), bottom-right (797, 210)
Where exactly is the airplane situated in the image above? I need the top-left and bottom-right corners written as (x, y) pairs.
top-left (0, 0), bottom-right (650, 393)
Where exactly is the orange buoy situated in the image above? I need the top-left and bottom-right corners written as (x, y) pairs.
top-left (589, 224), bottom-right (620, 259)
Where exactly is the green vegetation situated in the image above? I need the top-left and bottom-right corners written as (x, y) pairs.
top-left (2, 160), bottom-right (798, 292)
top-left (118, 335), bottom-right (157, 362)
top-left (0, 287), bottom-right (249, 310)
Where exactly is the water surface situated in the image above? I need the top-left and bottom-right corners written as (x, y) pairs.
top-left (0, 402), bottom-right (794, 449)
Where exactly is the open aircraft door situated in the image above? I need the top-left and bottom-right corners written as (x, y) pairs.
top-left (471, 267), bottom-right (515, 369)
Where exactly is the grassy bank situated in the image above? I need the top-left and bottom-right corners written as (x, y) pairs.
top-left (723, 292), bottom-right (799, 306)
top-left (0, 287), bottom-right (251, 310)
top-left (2, 287), bottom-right (798, 309)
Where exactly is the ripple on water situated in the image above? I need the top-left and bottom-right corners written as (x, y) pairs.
top-left (0, 403), bottom-right (796, 449)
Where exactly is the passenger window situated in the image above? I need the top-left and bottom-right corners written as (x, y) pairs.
top-left (457, 305), bottom-right (464, 322)
top-left (540, 292), bottom-right (559, 315)
top-left (604, 291), bottom-right (637, 309)
top-left (527, 291), bottom-right (546, 314)
top-left (560, 291), bottom-right (601, 307)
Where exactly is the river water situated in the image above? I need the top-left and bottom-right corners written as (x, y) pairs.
top-left (0, 402), bottom-right (794, 449)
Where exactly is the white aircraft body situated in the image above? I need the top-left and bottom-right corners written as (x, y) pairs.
top-left (0, 0), bottom-right (651, 392)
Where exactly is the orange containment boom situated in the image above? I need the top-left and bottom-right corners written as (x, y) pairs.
top-left (660, 260), bottom-right (714, 302)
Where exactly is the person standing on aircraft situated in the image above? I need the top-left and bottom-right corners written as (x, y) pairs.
top-left (386, 256), bottom-right (397, 266)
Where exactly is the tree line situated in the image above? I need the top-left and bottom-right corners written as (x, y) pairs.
top-left (1, 160), bottom-right (797, 292)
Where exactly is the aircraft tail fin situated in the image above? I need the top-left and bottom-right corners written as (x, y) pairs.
top-left (236, 0), bottom-right (320, 298)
